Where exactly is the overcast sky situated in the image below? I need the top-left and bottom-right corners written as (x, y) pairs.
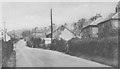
top-left (2, 2), bottom-right (118, 31)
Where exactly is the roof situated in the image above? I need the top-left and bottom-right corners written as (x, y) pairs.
top-left (112, 12), bottom-right (120, 19)
top-left (32, 33), bottom-right (46, 38)
top-left (97, 12), bottom-right (120, 25)
top-left (90, 17), bottom-right (105, 26)
top-left (86, 13), bottom-right (120, 26)
top-left (82, 20), bottom-right (93, 29)
top-left (59, 28), bottom-right (75, 41)
top-left (103, 13), bottom-right (115, 21)
top-left (46, 23), bottom-right (75, 34)
top-left (46, 24), bottom-right (75, 36)
top-left (45, 26), bottom-right (59, 35)
top-left (64, 25), bottom-right (75, 35)
top-left (117, 1), bottom-right (120, 8)
top-left (53, 25), bottom-right (75, 35)
top-left (82, 13), bottom-right (117, 29)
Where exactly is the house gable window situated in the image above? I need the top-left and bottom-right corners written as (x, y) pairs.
top-left (111, 20), bottom-right (118, 29)
top-left (92, 27), bottom-right (98, 37)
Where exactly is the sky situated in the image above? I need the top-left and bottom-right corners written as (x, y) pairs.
top-left (2, 2), bottom-right (118, 31)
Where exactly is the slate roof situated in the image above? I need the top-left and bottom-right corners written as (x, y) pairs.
top-left (97, 12), bottom-right (120, 25)
top-left (112, 12), bottom-right (120, 19)
top-left (83, 13), bottom-right (119, 28)
top-left (90, 17), bottom-right (105, 26)
top-left (89, 13), bottom-right (115, 26)
top-left (102, 13), bottom-right (115, 22)
top-left (53, 24), bottom-right (75, 35)
top-left (45, 25), bottom-right (61, 35)
top-left (82, 20), bottom-right (93, 29)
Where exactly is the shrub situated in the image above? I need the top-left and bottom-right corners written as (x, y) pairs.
top-left (68, 36), bottom-right (118, 60)
top-left (50, 39), bottom-right (67, 52)
top-left (2, 40), bottom-right (14, 67)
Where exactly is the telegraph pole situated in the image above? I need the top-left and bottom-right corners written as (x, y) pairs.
top-left (35, 27), bottom-right (37, 39)
top-left (50, 9), bottom-right (53, 42)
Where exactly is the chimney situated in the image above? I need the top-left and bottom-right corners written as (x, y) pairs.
top-left (96, 14), bottom-right (102, 18)
top-left (115, 6), bottom-right (118, 13)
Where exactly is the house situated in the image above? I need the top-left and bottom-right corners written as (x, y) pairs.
top-left (81, 14), bottom-right (102, 39)
top-left (97, 12), bottom-right (120, 38)
top-left (46, 24), bottom-right (75, 41)
top-left (32, 28), bottom-right (47, 38)
top-left (81, 20), bottom-right (93, 39)
top-left (88, 17), bottom-right (106, 38)
top-left (45, 26), bottom-right (59, 38)
top-left (1, 29), bottom-right (11, 41)
top-left (59, 25), bottom-right (75, 41)
top-left (32, 31), bottom-right (46, 38)
top-left (82, 3), bottom-right (120, 38)
top-left (116, 1), bottom-right (120, 13)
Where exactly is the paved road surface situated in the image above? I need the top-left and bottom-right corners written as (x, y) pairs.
top-left (15, 40), bottom-right (110, 67)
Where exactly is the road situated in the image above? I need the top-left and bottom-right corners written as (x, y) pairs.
top-left (15, 39), bottom-right (110, 67)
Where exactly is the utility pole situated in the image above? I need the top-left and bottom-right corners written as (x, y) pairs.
top-left (35, 27), bottom-right (37, 39)
top-left (50, 9), bottom-right (53, 42)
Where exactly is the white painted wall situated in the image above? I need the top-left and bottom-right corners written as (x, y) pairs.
top-left (5, 33), bottom-right (11, 41)
top-left (44, 38), bottom-right (51, 44)
top-left (59, 29), bottom-right (74, 41)
top-left (111, 20), bottom-right (119, 29)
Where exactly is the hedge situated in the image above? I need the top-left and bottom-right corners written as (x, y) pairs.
top-left (50, 39), bottom-right (67, 52)
top-left (2, 40), bottom-right (14, 67)
top-left (68, 36), bottom-right (118, 60)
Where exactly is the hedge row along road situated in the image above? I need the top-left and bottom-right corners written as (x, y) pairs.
top-left (15, 39), bottom-right (110, 67)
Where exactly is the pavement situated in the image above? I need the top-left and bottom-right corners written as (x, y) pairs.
top-left (15, 39), bottom-right (110, 67)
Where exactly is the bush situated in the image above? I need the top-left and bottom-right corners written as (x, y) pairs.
top-left (50, 39), bottom-right (67, 52)
top-left (68, 36), bottom-right (118, 59)
top-left (2, 40), bottom-right (14, 67)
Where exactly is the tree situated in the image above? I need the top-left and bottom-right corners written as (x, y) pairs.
top-left (73, 22), bottom-right (77, 31)
top-left (90, 14), bottom-right (102, 21)
top-left (77, 18), bottom-right (86, 30)
top-left (72, 18), bottom-right (86, 36)
top-left (22, 30), bottom-right (32, 38)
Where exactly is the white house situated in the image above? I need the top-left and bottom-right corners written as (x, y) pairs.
top-left (59, 27), bottom-right (75, 41)
top-left (45, 24), bottom-right (76, 42)
top-left (52, 24), bottom-right (75, 41)
top-left (1, 30), bottom-right (11, 41)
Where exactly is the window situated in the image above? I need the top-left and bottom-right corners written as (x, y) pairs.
top-left (111, 20), bottom-right (118, 29)
top-left (92, 27), bottom-right (98, 37)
